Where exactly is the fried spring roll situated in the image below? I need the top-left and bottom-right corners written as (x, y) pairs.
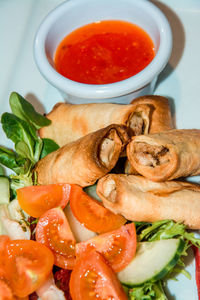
top-left (124, 95), bottom-right (174, 175)
top-left (130, 95), bottom-right (174, 134)
top-left (35, 124), bottom-right (130, 187)
top-left (127, 129), bottom-right (200, 181)
top-left (97, 174), bottom-right (200, 229)
top-left (39, 95), bottom-right (173, 147)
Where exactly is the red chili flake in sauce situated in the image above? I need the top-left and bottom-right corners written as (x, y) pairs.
top-left (54, 20), bottom-right (155, 84)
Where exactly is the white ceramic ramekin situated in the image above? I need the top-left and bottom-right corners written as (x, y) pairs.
top-left (34, 0), bottom-right (172, 104)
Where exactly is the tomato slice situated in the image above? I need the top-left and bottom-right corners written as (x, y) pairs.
top-left (0, 280), bottom-right (14, 300)
top-left (6, 240), bottom-right (54, 298)
top-left (70, 250), bottom-right (128, 300)
top-left (36, 207), bottom-right (76, 269)
top-left (70, 184), bottom-right (126, 233)
top-left (0, 236), bottom-right (15, 300)
top-left (0, 280), bottom-right (27, 300)
top-left (75, 223), bottom-right (136, 272)
top-left (17, 184), bottom-right (71, 218)
top-left (0, 235), bottom-right (10, 246)
top-left (0, 236), bottom-right (13, 282)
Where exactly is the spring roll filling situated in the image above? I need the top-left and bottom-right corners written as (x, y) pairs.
top-left (127, 111), bottom-right (149, 135)
top-left (99, 129), bottom-right (122, 168)
top-left (102, 179), bottom-right (117, 203)
top-left (134, 142), bottom-right (170, 168)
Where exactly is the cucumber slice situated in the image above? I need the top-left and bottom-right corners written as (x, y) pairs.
top-left (0, 176), bottom-right (10, 204)
top-left (0, 204), bottom-right (10, 234)
top-left (117, 238), bottom-right (185, 287)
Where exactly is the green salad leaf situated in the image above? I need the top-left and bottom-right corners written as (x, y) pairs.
top-left (128, 281), bottom-right (167, 300)
top-left (137, 219), bottom-right (200, 248)
top-left (135, 219), bottom-right (200, 285)
top-left (40, 138), bottom-right (59, 159)
top-left (9, 92), bottom-right (51, 130)
top-left (0, 146), bottom-right (29, 175)
top-left (33, 139), bottom-right (43, 162)
top-left (0, 92), bottom-right (59, 193)
top-left (10, 172), bottom-right (33, 191)
top-left (1, 113), bottom-right (36, 161)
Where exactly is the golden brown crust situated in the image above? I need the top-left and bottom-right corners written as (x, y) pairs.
top-left (127, 129), bottom-right (200, 181)
top-left (131, 95), bottom-right (174, 133)
top-left (35, 124), bottom-right (130, 187)
top-left (97, 174), bottom-right (200, 229)
top-left (39, 96), bottom-right (173, 147)
top-left (39, 102), bottom-right (136, 146)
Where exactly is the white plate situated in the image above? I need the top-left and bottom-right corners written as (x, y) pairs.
top-left (0, 0), bottom-right (200, 299)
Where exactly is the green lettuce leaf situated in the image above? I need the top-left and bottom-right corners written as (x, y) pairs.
top-left (0, 146), bottom-right (31, 175)
top-left (40, 138), bottom-right (59, 159)
top-left (128, 281), bottom-right (167, 300)
top-left (135, 219), bottom-right (200, 281)
top-left (1, 113), bottom-right (36, 161)
top-left (9, 92), bottom-right (51, 130)
top-left (0, 93), bottom-right (58, 192)
top-left (137, 219), bottom-right (200, 248)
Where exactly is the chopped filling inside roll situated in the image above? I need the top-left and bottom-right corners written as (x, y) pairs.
top-left (102, 179), bottom-right (117, 203)
top-left (99, 129), bottom-right (122, 168)
top-left (128, 109), bottom-right (150, 135)
top-left (134, 142), bottom-right (170, 167)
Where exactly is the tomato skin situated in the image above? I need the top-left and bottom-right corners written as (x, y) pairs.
top-left (0, 280), bottom-right (14, 300)
top-left (70, 185), bottom-right (126, 233)
top-left (0, 235), bottom-right (10, 246)
top-left (17, 184), bottom-right (71, 218)
top-left (70, 250), bottom-right (128, 300)
top-left (0, 237), bottom-right (15, 299)
top-left (75, 223), bottom-right (136, 272)
top-left (0, 280), bottom-right (28, 300)
top-left (7, 240), bottom-right (54, 298)
top-left (36, 207), bottom-right (76, 269)
top-left (0, 236), bottom-right (14, 293)
top-left (0, 237), bottom-right (54, 298)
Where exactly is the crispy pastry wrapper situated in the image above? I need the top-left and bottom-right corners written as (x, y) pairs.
top-left (35, 124), bottom-right (130, 187)
top-left (127, 129), bottom-right (200, 181)
top-left (130, 95), bottom-right (174, 134)
top-left (39, 95), bottom-right (173, 147)
top-left (97, 174), bottom-right (200, 229)
top-left (124, 95), bottom-right (174, 175)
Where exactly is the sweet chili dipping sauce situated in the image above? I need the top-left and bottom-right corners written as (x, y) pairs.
top-left (54, 20), bottom-right (155, 85)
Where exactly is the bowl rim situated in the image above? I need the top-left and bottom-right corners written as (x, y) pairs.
top-left (34, 0), bottom-right (172, 99)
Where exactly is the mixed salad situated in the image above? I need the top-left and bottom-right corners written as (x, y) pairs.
top-left (0, 92), bottom-right (200, 299)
